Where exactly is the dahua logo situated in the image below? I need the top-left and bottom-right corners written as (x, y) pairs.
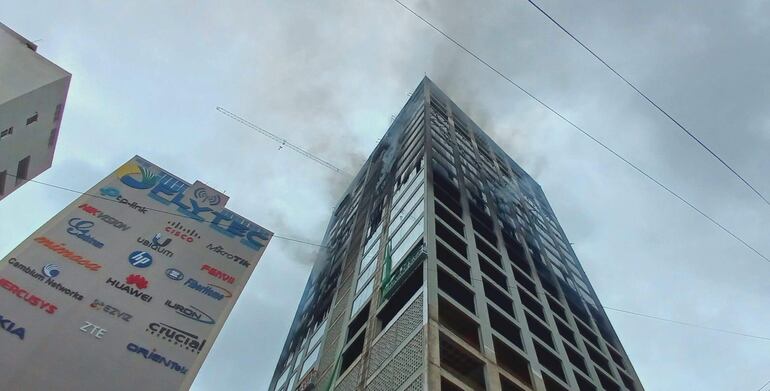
top-left (164, 299), bottom-right (215, 325)
top-left (183, 278), bottom-right (232, 301)
top-left (128, 251), bottom-right (153, 268)
top-left (99, 187), bottom-right (148, 213)
top-left (146, 322), bottom-right (207, 354)
top-left (165, 268), bottom-right (184, 281)
top-left (0, 313), bottom-right (26, 340)
top-left (165, 221), bottom-right (200, 243)
top-left (105, 275), bottom-right (152, 302)
top-left (66, 218), bottom-right (105, 248)
top-left (136, 233), bottom-right (174, 258)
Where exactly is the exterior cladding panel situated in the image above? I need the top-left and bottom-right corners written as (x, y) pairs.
top-left (269, 78), bottom-right (644, 391)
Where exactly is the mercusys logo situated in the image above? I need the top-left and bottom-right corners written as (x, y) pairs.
top-left (33, 237), bottom-right (101, 271)
top-left (0, 313), bottom-right (26, 340)
top-left (66, 218), bottom-right (105, 248)
top-left (201, 264), bottom-right (235, 284)
top-left (145, 322), bottom-right (207, 354)
top-left (90, 299), bottom-right (132, 322)
top-left (136, 233), bottom-right (174, 258)
top-left (165, 221), bottom-right (200, 243)
top-left (118, 160), bottom-right (270, 251)
top-left (77, 203), bottom-right (131, 231)
top-left (99, 187), bottom-right (148, 214)
top-left (0, 278), bottom-right (57, 314)
top-left (183, 278), bottom-right (232, 301)
top-left (105, 274), bottom-right (152, 302)
top-left (7, 258), bottom-right (84, 301)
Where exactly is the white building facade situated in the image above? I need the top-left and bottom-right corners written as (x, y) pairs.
top-left (0, 22), bottom-right (71, 200)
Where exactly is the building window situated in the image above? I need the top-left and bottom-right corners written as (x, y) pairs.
top-left (26, 112), bottom-right (38, 125)
top-left (54, 103), bottom-right (64, 122)
top-left (16, 156), bottom-right (30, 185)
top-left (0, 171), bottom-right (6, 195)
top-left (1, 127), bottom-right (12, 139)
top-left (48, 128), bottom-right (59, 147)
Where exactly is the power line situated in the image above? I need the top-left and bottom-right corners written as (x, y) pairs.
top-left (4, 173), bottom-right (328, 249)
top-left (757, 379), bottom-right (770, 391)
top-left (525, 0), bottom-right (770, 208)
top-left (216, 106), bottom-right (353, 177)
top-left (389, 0), bottom-right (770, 264)
top-left (602, 305), bottom-right (770, 342)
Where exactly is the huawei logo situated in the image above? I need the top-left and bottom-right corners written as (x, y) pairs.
top-left (126, 274), bottom-right (149, 290)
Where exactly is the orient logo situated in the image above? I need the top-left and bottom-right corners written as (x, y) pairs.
top-left (206, 243), bottom-right (251, 268)
top-left (105, 275), bottom-right (152, 302)
top-left (164, 299), bottom-right (215, 325)
top-left (0, 313), bottom-right (26, 341)
top-left (128, 250), bottom-right (153, 268)
top-left (79, 321), bottom-right (107, 339)
top-left (183, 278), bottom-right (232, 301)
top-left (201, 264), bottom-right (235, 284)
top-left (90, 299), bottom-right (132, 322)
top-left (0, 278), bottom-right (57, 314)
top-left (7, 258), bottom-right (84, 301)
top-left (146, 322), bottom-right (207, 354)
top-left (99, 187), bottom-right (148, 213)
top-left (66, 218), bottom-right (105, 248)
top-left (78, 203), bottom-right (131, 231)
top-left (165, 221), bottom-right (201, 243)
top-left (33, 237), bottom-right (102, 271)
top-left (136, 233), bottom-right (174, 258)
top-left (127, 343), bottom-right (188, 374)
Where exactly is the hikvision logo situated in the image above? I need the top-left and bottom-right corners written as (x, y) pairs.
top-left (78, 203), bottom-right (131, 231)
top-left (34, 237), bottom-right (102, 271)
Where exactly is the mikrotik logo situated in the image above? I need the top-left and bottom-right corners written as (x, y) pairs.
top-left (0, 277), bottom-right (57, 314)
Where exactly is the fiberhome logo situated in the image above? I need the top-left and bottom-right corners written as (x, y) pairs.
top-left (33, 237), bottom-right (102, 271)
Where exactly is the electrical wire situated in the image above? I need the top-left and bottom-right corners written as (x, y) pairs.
top-left (216, 106), bottom-right (353, 177)
top-left (388, 0), bottom-right (770, 264)
top-left (3, 173), bottom-right (328, 249)
top-left (757, 378), bottom-right (770, 391)
top-left (525, 0), bottom-right (770, 208)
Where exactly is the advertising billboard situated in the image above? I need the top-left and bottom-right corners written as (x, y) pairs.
top-left (0, 156), bottom-right (272, 390)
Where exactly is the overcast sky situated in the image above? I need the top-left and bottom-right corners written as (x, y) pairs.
top-left (2, 0), bottom-right (769, 390)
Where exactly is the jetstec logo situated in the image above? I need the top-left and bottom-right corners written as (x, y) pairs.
top-left (33, 237), bottom-right (102, 271)
top-left (99, 187), bottom-right (148, 214)
top-left (128, 251), bottom-right (153, 268)
top-left (0, 277), bottom-right (57, 314)
top-left (66, 218), bottom-right (105, 249)
top-left (0, 313), bottom-right (25, 341)
top-left (164, 299), bottom-right (215, 325)
top-left (184, 278), bottom-right (232, 301)
top-left (165, 221), bottom-right (201, 244)
top-left (7, 258), bottom-right (84, 301)
top-left (145, 322), bottom-right (207, 354)
top-left (201, 264), bottom-right (235, 284)
top-left (165, 268), bottom-right (184, 281)
top-left (90, 299), bottom-right (132, 322)
top-left (206, 243), bottom-right (251, 268)
top-left (105, 274), bottom-right (152, 303)
top-left (78, 203), bottom-right (131, 231)
top-left (136, 233), bottom-right (174, 258)
top-left (126, 342), bottom-right (187, 375)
